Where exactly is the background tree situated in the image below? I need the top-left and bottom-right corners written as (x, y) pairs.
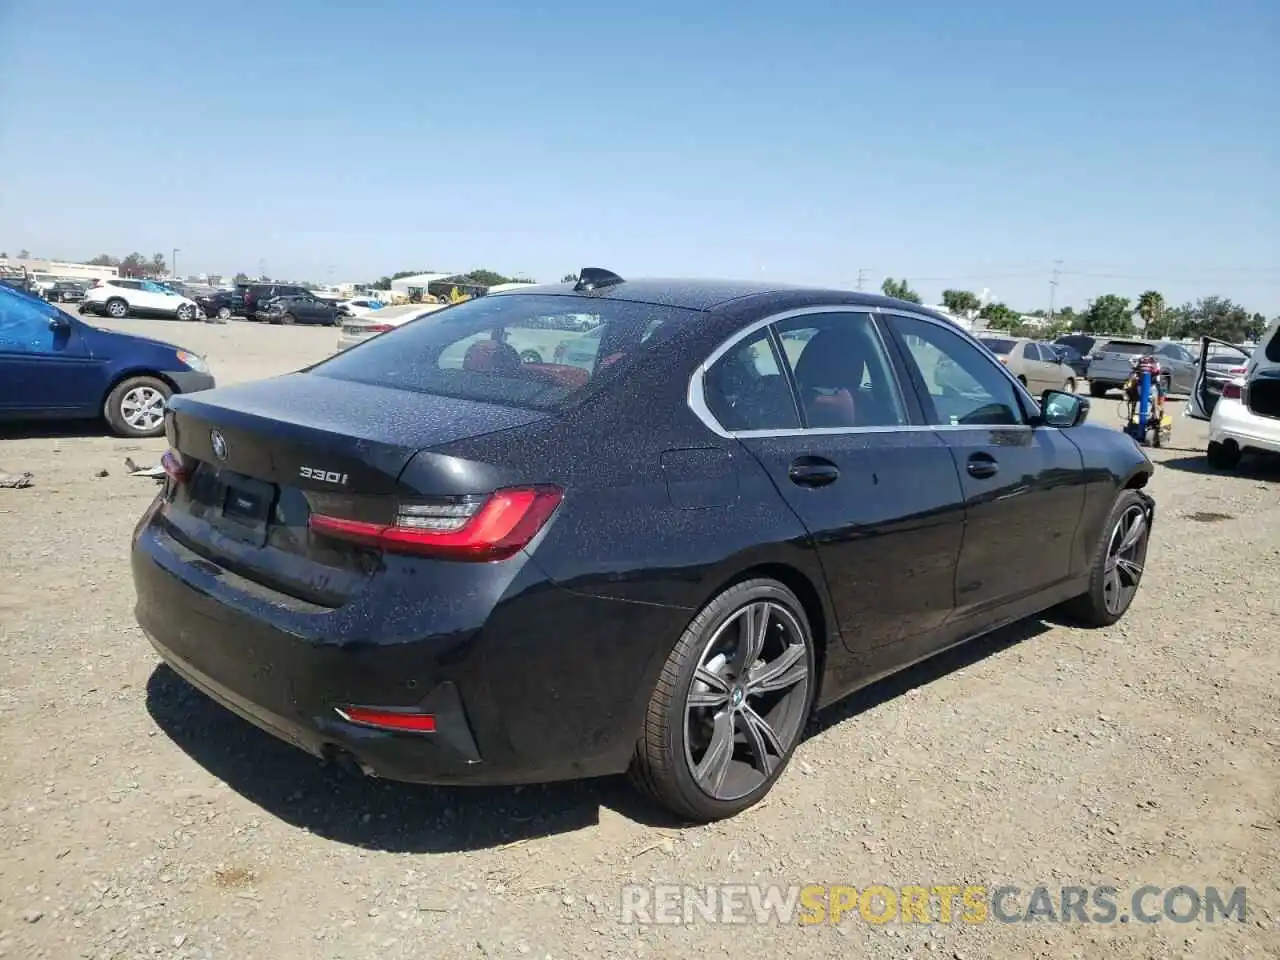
top-left (233, 272), bottom-right (249, 283)
top-left (1135, 290), bottom-right (1166, 337)
top-left (0, 252), bottom-right (7, 259)
top-left (1082, 295), bottom-right (1134, 335)
top-left (150, 253), bottom-right (168, 276)
top-left (460, 269), bottom-right (513, 287)
top-left (1246, 313), bottom-right (1269, 341)
top-left (118, 253), bottom-right (148, 277)
top-left (561, 272), bottom-right (579, 282)
top-left (978, 302), bottom-right (1022, 331)
top-left (17, 249), bottom-right (30, 259)
top-left (88, 254), bottom-right (121, 267)
top-left (941, 289), bottom-right (981, 317)
top-left (881, 277), bottom-right (922, 303)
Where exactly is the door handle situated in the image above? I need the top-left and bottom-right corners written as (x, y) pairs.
top-left (788, 456), bottom-right (840, 488)
top-left (966, 453), bottom-right (999, 479)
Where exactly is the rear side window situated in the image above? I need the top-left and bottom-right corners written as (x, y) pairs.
top-left (775, 312), bottom-right (906, 428)
top-left (704, 329), bottom-right (799, 431)
top-left (311, 294), bottom-right (693, 411)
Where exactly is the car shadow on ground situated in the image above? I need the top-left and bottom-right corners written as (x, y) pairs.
top-left (1157, 452), bottom-right (1280, 479)
top-left (146, 615), bottom-right (1057, 854)
top-left (0, 419), bottom-right (115, 440)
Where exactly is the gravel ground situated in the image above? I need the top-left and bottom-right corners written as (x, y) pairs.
top-left (1, 316), bottom-right (1278, 960)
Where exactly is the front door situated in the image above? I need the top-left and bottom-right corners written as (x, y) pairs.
top-left (883, 313), bottom-right (1087, 620)
top-left (701, 310), bottom-right (967, 654)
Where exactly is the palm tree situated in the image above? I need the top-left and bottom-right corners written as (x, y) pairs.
top-left (1136, 290), bottom-right (1165, 338)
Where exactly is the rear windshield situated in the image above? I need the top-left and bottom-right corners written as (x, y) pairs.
top-left (309, 293), bottom-right (696, 411)
top-left (1101, 341), bottom-right (1152, 355)
top-left (978, 337), bottom-right (1016, 355)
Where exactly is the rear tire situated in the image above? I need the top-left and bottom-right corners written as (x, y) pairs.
top-left (1064, 378), bottom-right (1076, 393)
top-left (105, 297), bottom-right (129, 319)
top-left (1207, 440), bottom-right (1242, 470)
top-left (217, 306), bottom-right (232, 320)
top-left (1058, 490), bottom-right (1150, 627)
top-left (175, 303), bottom-right (195, 321)
top-left (1089, 382), bottom-right (1108, 398)
top-left (629, 578), bottom-right (817, 822)
top-left (104, 375), bottom-right (172, 438)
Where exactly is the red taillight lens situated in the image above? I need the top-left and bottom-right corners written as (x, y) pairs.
top-left (161, 449), bottom-right (189, 482)
top-left (337, 706), bottom-right (436, 733)
top-left (309, 486), bottom-right (563, 561)
top-left (1222, 380), bottom-right (1244, 400)
top-left (369, 323), bottom-right (394, 334)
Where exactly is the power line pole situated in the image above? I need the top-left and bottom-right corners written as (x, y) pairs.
top-left (1049, 259), bottom-right (1062, 319)
top-left (856, 269), bottom-right (868, 291)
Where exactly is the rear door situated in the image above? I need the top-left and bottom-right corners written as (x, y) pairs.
top-left (1154, 342), bottom-right (1197, 394)
top-left (703, 309), bottom-right (967, 652)
top-left (1187, 337), bottom-right (1252, 420)
top-left (0, 292), bottom-right (103, 415)
top-left (882, 312), bottom-right (1087, 619)
top-left (1024, 343), bottom-right (1062, 393)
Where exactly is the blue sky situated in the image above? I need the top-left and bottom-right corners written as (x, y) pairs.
top-left (1, 0), bottom-right (1276, 312)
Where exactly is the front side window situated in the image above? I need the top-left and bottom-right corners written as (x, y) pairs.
top-left (889, 315), bottom-right (1025, 426)
top-left (312, 294), bottom-right (693, 412)
top-left (775, 312), bottom-right (907, 428)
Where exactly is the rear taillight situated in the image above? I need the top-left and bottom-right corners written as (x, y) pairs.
top-left (369, 323), bottom-right (394, 334)
top-left (1222, 380), bottom-right (1244, 400)
top-left (161, 449), bottom-right (190, 483)
top-left (309, 486), bottom-right (563, 561)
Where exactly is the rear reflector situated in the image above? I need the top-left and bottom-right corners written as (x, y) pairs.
top-left (337, 706), bottom-right (436, 733)
top-left (309, 486), bottom-right (563, 561)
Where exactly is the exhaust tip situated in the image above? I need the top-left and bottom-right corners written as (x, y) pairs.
top-left (321, 744), bottom-right (371, 778)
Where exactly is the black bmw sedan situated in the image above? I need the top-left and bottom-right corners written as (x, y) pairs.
top-left (131, 268), bottom-right (1155, 822)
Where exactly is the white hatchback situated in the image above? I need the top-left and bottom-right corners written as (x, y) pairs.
top-left (83, 278), bottom-right (201, 321)
top-left (1186, 319), bottom-right (1280, 468)
top-left (335, 302), bottom-right (445, 351)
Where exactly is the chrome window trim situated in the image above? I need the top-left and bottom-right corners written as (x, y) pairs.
top-left (688, 304), bottom-right (1039, 439)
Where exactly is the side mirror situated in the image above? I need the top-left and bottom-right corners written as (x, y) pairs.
top-left (1037, 389), bottom-right (1088, 428)
top-left (47, 314), bottom-right (70, 331)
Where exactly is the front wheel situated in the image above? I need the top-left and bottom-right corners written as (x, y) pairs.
top-left (1057, 490), bottom-right (1151, 627)
top-left (105, 297), bottom-right (129, 319)
top-left (104, 375), bottom-right (172, 438)
top-left (217, 306), bottom-right (232, 320)
top-left (519, 349), bottom-right (543, 364)
top-left (629, 579), bottom-right (817, 822)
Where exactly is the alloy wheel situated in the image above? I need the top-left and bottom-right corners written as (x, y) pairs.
top-left (1104, 504), bottom-right (1147, 615)
top-left (119, 386), bottom-right (166, 432)
top-left (107, 300), bottom-right (127, 318)
top-left (683, 601), bottom-right (811, 801)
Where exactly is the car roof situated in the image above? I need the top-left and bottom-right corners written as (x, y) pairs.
top-left (487, 276), bottom-right (949, 317)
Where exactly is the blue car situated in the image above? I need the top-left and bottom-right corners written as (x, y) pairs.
top-left (0, 284), bottom-right (216, 438)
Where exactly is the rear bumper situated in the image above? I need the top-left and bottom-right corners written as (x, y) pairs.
top-left (1210, 398), bottom-right (1280, 455)
top-left (131, 508), bottom-right (681, 786)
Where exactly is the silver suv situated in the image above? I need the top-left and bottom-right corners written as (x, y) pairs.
top-left (1088, 339), bottom-right (1197, 397)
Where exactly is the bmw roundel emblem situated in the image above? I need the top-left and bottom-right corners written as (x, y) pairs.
top-left (210, 429), bottom-right (228, 461)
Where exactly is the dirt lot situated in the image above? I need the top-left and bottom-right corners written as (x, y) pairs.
top-left (2, 317), bottom-right (1278, 960)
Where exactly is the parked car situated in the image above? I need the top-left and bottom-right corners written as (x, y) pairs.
top-left (337, 297), bottom-right (385, 318)
top-left (255, 294), bottom-right (340, 326)
top-left (1187, 321), bottom-right (1280, 469)
top-left (0, 283), bottom-right (214, 437)
top-left (1054, 334), bottom-right (1102, 363)
top-left (1193, 342), bottom-right (1253, 416)
top-left (976, 336), bottom-right (1078, 393)
top-left (131, 270), bottom-right (1155, 822)
top-left (242, 283), bottom-right (315, 319)
top-left (337, 302), bottom-right (445, 351)
top-left (1049, 343), bottom-right (1090, 380)
top-left (195, 289), bottom-right (238, 321)
top-left (1089, 339), bottom-right (1202, 397)
top-left (81, 278), bottom-right (202, 321)
top-left (43, 280), bottom-right (88, 304)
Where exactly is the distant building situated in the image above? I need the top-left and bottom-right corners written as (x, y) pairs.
top-left (0, 256), bottom-right (118, 282)
top-left (927, 305), bottom-right (975, 331)
top-left (389, 272), bottom-right (456, 299)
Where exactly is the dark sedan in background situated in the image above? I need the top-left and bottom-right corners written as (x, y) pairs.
top-left (132, 269), bottom-right (1154, 822)
top-left (0, 284), bottom-right (215, 437)
top-left (254, 294), bottom-right (341, 325)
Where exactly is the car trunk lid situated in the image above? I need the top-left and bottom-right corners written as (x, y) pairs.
top-left (158, 373), bottom-right (548, 605)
